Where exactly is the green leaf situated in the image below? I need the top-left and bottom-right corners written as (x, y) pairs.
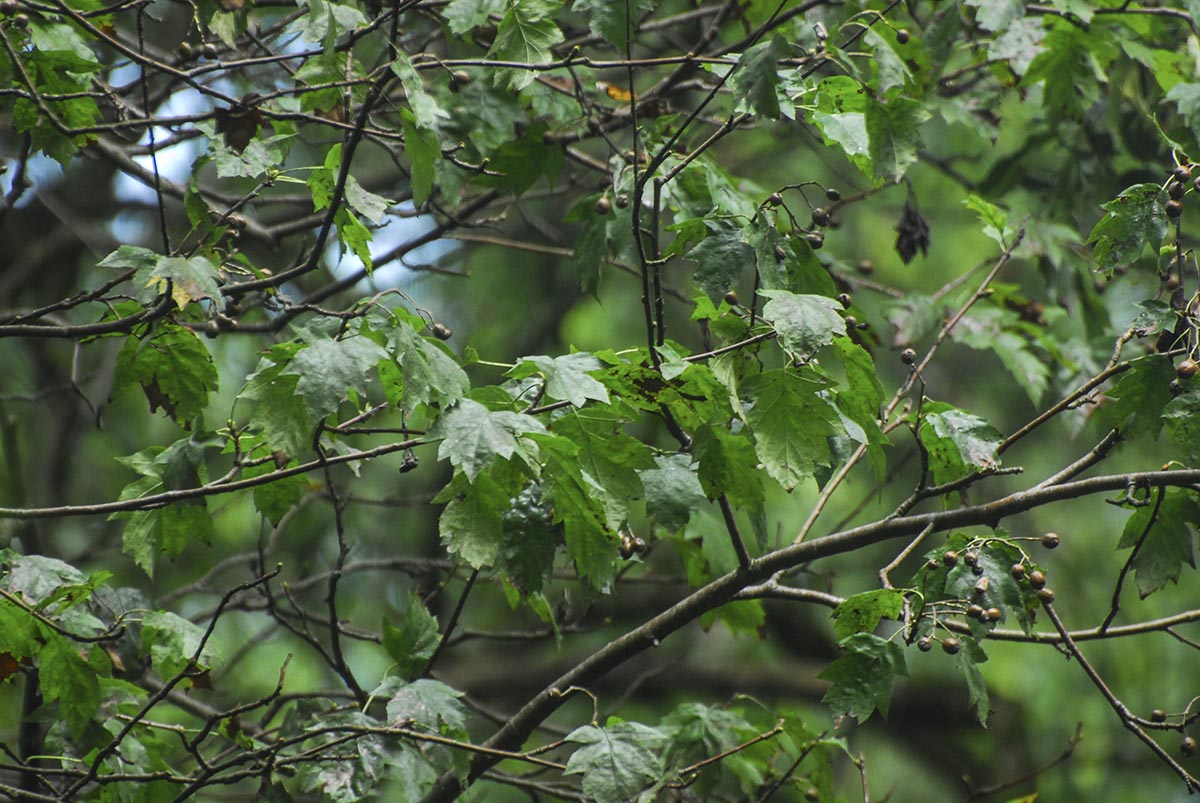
top-left (573, 0), bottom-right (651, 48)
top-left (381, 591), bottom-right (441, 680)
top-left (760, 290), bottom-right (846, 360)
top-left (688, 225), bottom-right (755, 302)
top-left (570, 214), bottom-right (608, 294)
top-left (1086, 183), bottom-right (1168, 276)
top-left (510, 352), bottom-right (610, 408)
top-left (445, 0), bottom-right (505, 34)
top-left (818, 633), bottom-right (908, 721)
top-left (113, 321), bottom-right (218, 427)
top-left (434, 399), bottom-right (547, 481)
top-left (565, 720), bottom-right (666, 803)
top-left (549, 407), bottom-right (654, 529)
top-left (438, 469), bottom-right (510, 566)
top-left (834, 337), bottom-right (887, 481)
top-left (142, 610), bottom-right (218, 680)
top-left (959, 650), bottom-right (991, 725)
top-left (488, 0), bottom-right (565, 91)
top-left (660, 702), bottom-right (757, 771)
top-left (812, 111), bottom-right (872, 178)
top-left (308, 142), bottom-right (341, 212)
top-left (730, 36), bottom-right (788, 120)
top-left (391, 52), bottom-right (448, 132)
top-left (692, 424), bottom-right (765, 512)
top-left (382, 677), bottom-right (469, 732)
top-left (919, 403), bottom-right (1004, 484)
top-left (1022, 20), bottom-right (1114, 116)
top-left (832, 589), bottom-right (904, 641)
top-left (1167, 82), bottom-right (1200, 147)
top-left (240, 346), bottom-right (314, 459)
top-left (543, 458), bottom-right (620, 588)
top-left (639, 454), bottom-right (706, 533)
top-left (499, 483), bottom-right (560, 594)
top-left (382, 312), bottom-right (469, 414)
top-left (1118, 491), bottom-right (1200, 599)
top-left (965, 0), bottom-right (1025, 31)
top-left (283, 332), bottom-right (388, 419)
top-left (343, 175), bottom-right (391, 225)
top-left (741, 368), bottom-right (843, 491)
top-left (1164, 391), bottom-right (1200, 462)
top-left (964, 194), bottom-right (1016, 247)
top-left (39, 636), bottom-right (101, 737)
top-left (865, 94), bottom-right (929, 184)
top-left (1100, 355), bottom-right (1174, 440)
top-left (402, 110), bottom-right (441, 207)
top-left (478, 122), bottom-right (565, 194)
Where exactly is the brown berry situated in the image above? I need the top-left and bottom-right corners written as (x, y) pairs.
top-left (967, 603), bottom-right (985, 621)
top-left (804, 788), bottom-right (820, 802)
top-left (837, 292), bottom-right (852, 307)
top-left (1166, 199), bottom-right (1184, 219)
top-left (202, 42), bottom-right (219, 59)
top-left (0, 0), bottom-right (17, 13)
top-left (1177, 358), bottom-right (1200, 378)
top-left (971, 562), bottom-right (985, 576)
top-left (11, 10), bottom-right (26, 26)
top-left (844, 315), bottom-right (858, 329)
top-left (774, 244), bottom-right (787, 262)
top-left (1028, 569), bottom-right (1046, 589)
top-left (806, 231), bottom-right (824, 249)
top-left (917, 636), bottom-right (933, 652)
top-left (942, 636), bottom-right (961, 655)
top-left (1194, 175), bottom-right (1200, 193)
top-left (1183, 736), bottom-right (1197, 757)
top-left (1174, 164), bottom-right (1192, 183)
top-left (1036, 587), bottom-right (1055, 603)
top-left (942, 550), bottom-right (959, 567)
top-left (724, 290), bottom-right (739, 306)
top-left (986, 607), bottom-right (1003, 622)
top-left (1152, 709), bottom-right (1168, 723)
top-left (177, 41), bottom-right (195, 59)
top-left (896, 28), bottom-right (910, 44)
top-left (1170, 181), bottom-right (1187, 200)
top-left (430, 322), bottom-right (452, 340)
top-left (963, 550), bottom-right (978, 567)
top-left (1010, 563), bottom-right (1027, 581)
top-left (767, 192), bottom-right (783, 206)
top-left (1041, 532), bottom-right (1060, 549)
top-left (857, 259), bottom-right (874, 275)
top-left (900, 347), bottom-right (917, 365)
top-left (450, 69), bottom-right (471, 87)
top-left (594, 196), bottom-right (611, 215)
top-left (973, 576), bottom-right (989, 595)
top-left (825, 187), bottom-right (841, 202)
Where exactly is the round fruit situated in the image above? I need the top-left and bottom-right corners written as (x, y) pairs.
top-left (986, 607), bottom-right (1003, 622)
top-left (1171, 379), bottom-right (1184, 396)
top-left (896, 28), bottom-right (910, 44)
top-left (917, 636), bottom-right (933, 652)
top-left (1183, 736), bottom-right (1197, 757)
top-left (1174, 164), bottom-right (1192, 183)
top-left (177, 41), bottom-right (195, 59)
top-left (925, 558), bottom-right (939, 570)
top-left (806, 231), bottom-right (824, 249)
top-left (594, 196), bottom-right (611, 214)
top-left (942, 636), bottom-right (961, 655)
top-left (11, 10), bottom-right (26, 26)
top-left (967, 603), bottom-right (985, 621)
top-left (971, 562), bottom-right (985, 576)
top-left (451, 69), bottom-right (471, 87)
top-left (1041, 532), bottom-right (1060, 549)
top-left (1152, 709), bottom-right (1167, 723)
top-left (615, 193), bottom-right (629, 208)
top-left (724, 290), bottom-right (739, 306)
top-left (1029, 569), bottom-right (1046, 589)
top-left (1194, 175), bottom-right (1200, 193)
top-left (963, 550), bottom-right (978, 567)
top-left (973, 576), bottom-right (989, 595)
top-left (767, 192), bottom-right (783, 206)
top-left (825, 187), bottom-right (841, 202)
top-left (0, 0), bottom-right (17, 14)
top-left (901, 347), bottom-right (917, 365)
top-left (1177, 358), bottom-right (1200, 378)
top-left (857, 259), bottom-right (874, 275)
top-left (623, 150), bottom-right (637, 165)
top-left (1037, 587), bottom-right (1055, 603)
top-left (837, 292), bottom-right (852, 307)
top-left (844, 315), bottom-right (858, 329)
top-left (1010, 563), bottom-right (1027, 580)
top-left (1167, 199), bottom-right (1184, 219)
top-left (430, 322), bottom-right (453, 340)
top-left (811, 207), bottom-right (830, 227)
top-left (1170, 181), bottom-right (1187, 200)
top-left (804, 788), bottom-right (820, 802)
top-left (202, 42), bottom-right (219, 59)
top-left (942, 550), bottom-right (959, 567)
